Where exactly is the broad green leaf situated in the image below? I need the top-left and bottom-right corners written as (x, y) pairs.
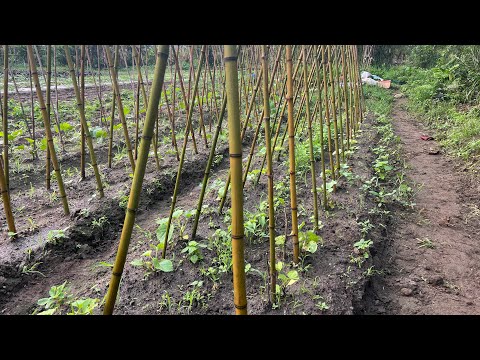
top-left (190, 254), bottom-right (199, 264)
top-left (38, 308), bottom-right (56, 315)
top-left (158, 259), bottom-right (173, 272)
top-left (287, 270), bottom-right (299, 285)
top-left (37, 298), bottom-right (50, 306)
top-left (59, 122), bottom-right (73, 132)
top-left (152, 257), bottom-right (161, 269)
top-left (275, 261), bottom-right (283, 272)
top-left (156, 219), bottom-right (174, 244)
top-left (275, 235), bottom-right (285, 246)
top-left (172, 209), bottom-right (184, 219)
top-left (130, 259), bottom-right (144, 267)
top-left (306, 242), bottom-right (318, 253)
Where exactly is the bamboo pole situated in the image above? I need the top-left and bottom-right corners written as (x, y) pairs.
top-left (85, 46), bottom-right (106, 127)
top-left (64, 46), bottom-right (104, 198)
top-left (80, 46), bottom-right (86, 180)
top-left (162, 84), bottom-right (179, 160)
top-left (0, 154), bottom-right (15, 233)
top-left (286, 45), bottom-right (299, 263)
top-left (103, 45), bottom-right (169, 315)
top-left (104, 45), bottom-right (136, 172)
top-left (261, 45), bottom-right (276, 302)
top-left (321, 45), bottom-right (336, 189)
top-left (107, 45), bottom-right (119, 169)
top-left (97, 45), bottom-right (105, 126)
top-left (340, 46), bottom-right (350, 151)
top-left (333, 47), bottom-right (346, 163)
top-left (302, 45), bottom-right (319, 229)
top-left (28, 51), bottom-right (37, 161)
top-left (119, 45), bottom-right (136, 94)
top-left (35, 45), bottom-right (60, 135)
top-left (161, 45), bottom-right (206, 259)
top-left (134, 73), bottom-right (140, 160)
top-left (46, 45), bottom-right (52, 190)
top-left (224, 45), bottom-right (247, 315)
top-left (314, 46), bottom-right (327, 209)
top-left (171, 46), bottom-right (198, 154)
top-left (9, 68), bottom-right (32, 138)
top-left (132, 45), bottom-right (149, 107)
top-left (217, 66), bottom-right (264, 214)
top-left (3, 45), bottom-right (9, 190)
top-left (191, 92), bottom-right (227, 239)
top-left (53, 45), bottom-right (65, 153)
top-left (27, 46), bottom-right (70, 215)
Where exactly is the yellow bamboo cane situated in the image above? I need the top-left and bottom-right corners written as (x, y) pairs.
top-left (286, 45), bottom-right (299, 263)
top-left (64, 46), bottom-right (104, 198)
top-left (104, 46), bottom-right (136, 172)
top-left (103, 45), bottom-right (169, 315)
top-left (224, 45), bottom-right (247, 315)
top-left (27, 46), bottom-right (70, 216)
top-left (0, 154), bottom-right (15, 233)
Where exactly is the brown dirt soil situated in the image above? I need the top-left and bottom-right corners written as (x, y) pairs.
top-left (357, 96), bottom-right (480, 315)
top-left (0, 85), bottom-right (384, 314)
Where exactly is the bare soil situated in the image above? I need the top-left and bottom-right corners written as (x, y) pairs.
top-left (357, 96), bottom-right (480, 315)
top-left (0, 82), bottom-right (384, 314)
top-left (3, 86), bottom-right (479, 316)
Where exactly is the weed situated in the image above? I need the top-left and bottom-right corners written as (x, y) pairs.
top-left (46, 229), bottom-right (68, 245)
top-left (417, 237), bottom-right (435, 249)
top-left (36, 281), bottom-right (72, 314)
top-left (181, 241), bottom-right (207, 264)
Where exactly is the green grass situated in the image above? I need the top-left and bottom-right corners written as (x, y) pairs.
top-left (367, 64), bottom-right (480, 162)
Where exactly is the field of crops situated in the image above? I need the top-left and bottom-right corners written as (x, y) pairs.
top-left (1, 45), bottom-right (479, 316)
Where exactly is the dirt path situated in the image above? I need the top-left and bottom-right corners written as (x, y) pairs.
top-left (361, 96), bottom-right (480, 315)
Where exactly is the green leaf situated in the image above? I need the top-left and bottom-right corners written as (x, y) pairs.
top-left (130, 259), bottom-right (144, 267)
top-left (275, 235), bottom-right (285, 246)
top-left (190, 254), bottom-right (199, 264)
top-left (94, 261), bottom-right (113, 268)
top-left (37, 298), bottom-right (50, 306)
top-left (123, 107), bottom-right (131, 115)
top-left (59, 122), bottom-right (73, 132)
top-left (38, 308), bottom-right (56, 315)
top-left (287, 270), bottom-right (299, 285)
top-left (158, 259), bottom-right (173, 272)
top-left (306, 242), bottom-right (318, 253)
top-left (172, 209), bottom-right (184, 219)
top-left (245, 263), bottom-right (251, 273)
top-left (156, 219), bottom-right (174, 244)
top-left (142, 250), bottom-right (152, 258)
top-left (275, 261), bottom-right (283, 272)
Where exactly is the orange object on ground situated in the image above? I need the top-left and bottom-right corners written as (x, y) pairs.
top-left (377, 80), bottom-right (391, 89)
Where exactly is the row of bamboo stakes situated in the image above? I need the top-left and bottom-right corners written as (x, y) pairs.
top-left (0, 45), bottom-right (365, 314)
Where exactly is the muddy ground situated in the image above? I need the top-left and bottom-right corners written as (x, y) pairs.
top-left (1, 86), bottom-right (479, 315)
top-left (358, 96), bottom-right (480, 315)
